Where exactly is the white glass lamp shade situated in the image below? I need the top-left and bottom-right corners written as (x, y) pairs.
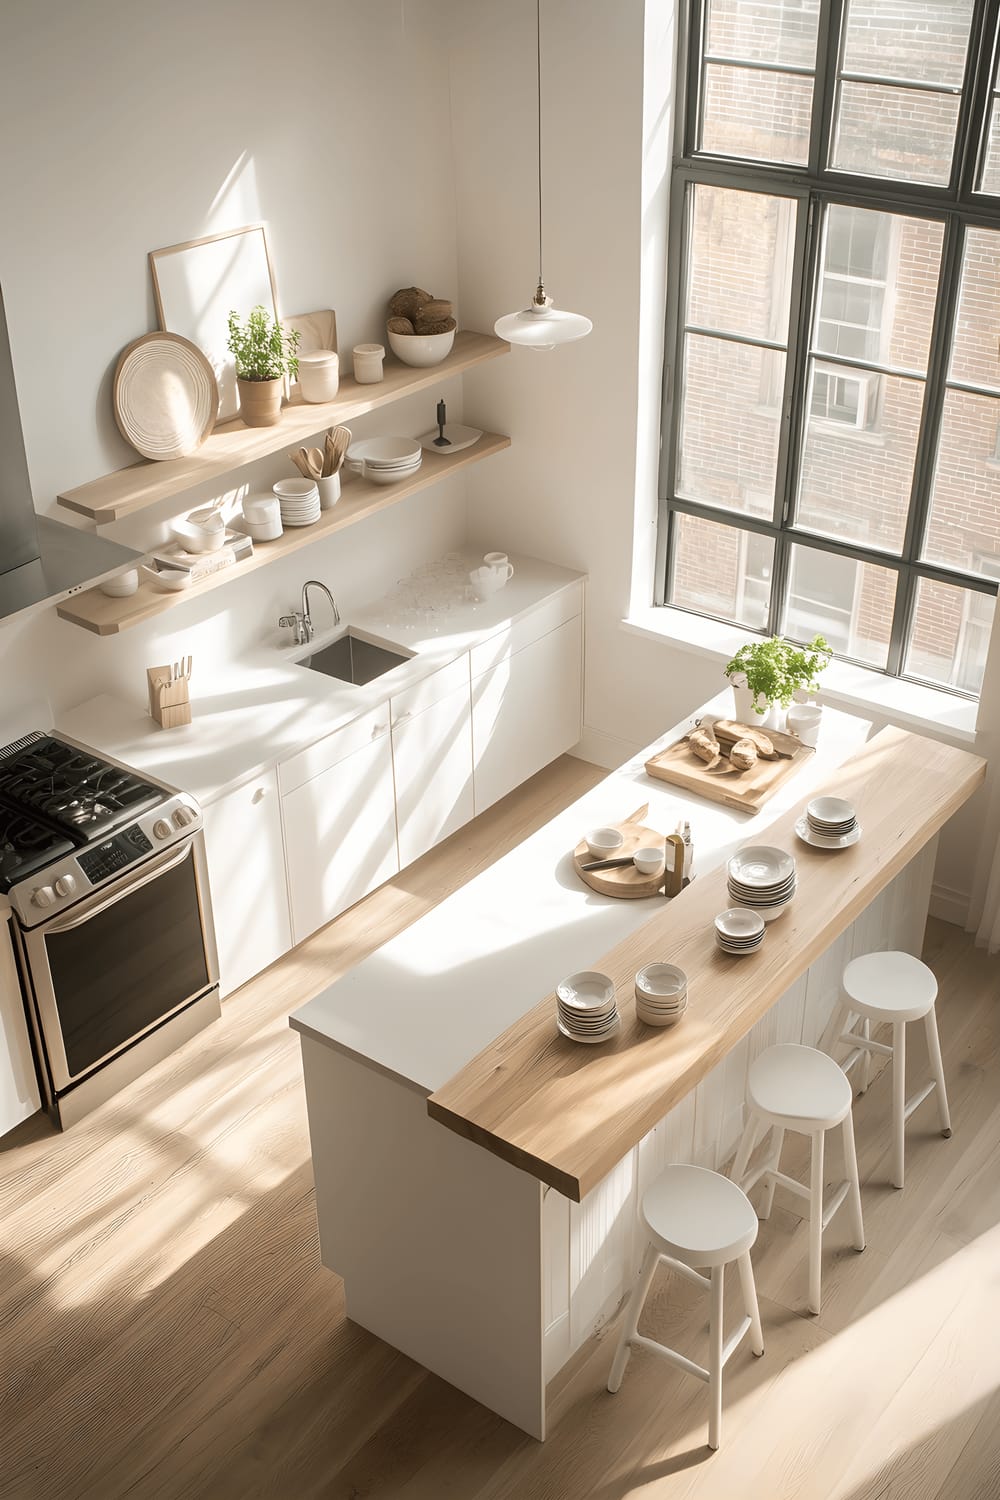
top-left (494, 301), bottom-right (593, 350)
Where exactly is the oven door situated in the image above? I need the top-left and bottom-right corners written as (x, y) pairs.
top-left (20, 834), bottom-right (219, 1093)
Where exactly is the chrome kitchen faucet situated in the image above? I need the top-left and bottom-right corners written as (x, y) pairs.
top-left (279, 579), bottom-right (341, 645)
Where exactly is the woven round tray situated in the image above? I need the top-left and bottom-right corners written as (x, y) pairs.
top-left (113, 332), bottom-right (219, 460)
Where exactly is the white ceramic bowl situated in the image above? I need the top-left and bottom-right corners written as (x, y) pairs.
top-left (635, 962), bottom-right (687, 1003)
top-left (141, 564), bottom-right (192, 593)
top-left (556, 970), bottom-right (616, 1012)
top-left (171, 515), bottom-right (226, 552)
top-left (387, 328), bottom-right (456, 367)
top-left (99, 569), bottom-right (140, 598)
top-left (714, 907), bottom-right (766, 941)
top-left (807, 795), bottom-right (856, 826)
top-left (585, 826), bottom-right (625, 859)
top-left (348, 437), bottom-right (422, 467)
top-left (633, 846), bottom-right (665, 876)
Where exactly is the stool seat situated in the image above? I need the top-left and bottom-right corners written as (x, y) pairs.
top-left (843, 950), bottom-right (937, 1023)
top-left (747, 1042), bottom-right (852, 1131)
top-left (643, 1164), bottom-right (759, 1269)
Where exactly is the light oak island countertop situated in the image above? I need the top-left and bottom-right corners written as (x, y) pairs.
top-left (427, 725), bottom-right (985, 1199)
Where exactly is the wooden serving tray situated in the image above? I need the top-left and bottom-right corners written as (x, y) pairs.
top-left (572, 805), bottom-right (684, 899)
top-left (645, 723), bottom-right (814, 813)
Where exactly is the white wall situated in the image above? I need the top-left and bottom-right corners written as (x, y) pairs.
top-left (0, 0), bottom-right (466, 717)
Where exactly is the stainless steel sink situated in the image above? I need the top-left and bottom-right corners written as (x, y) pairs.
top-left (296, 630), bottom-right (411, 686)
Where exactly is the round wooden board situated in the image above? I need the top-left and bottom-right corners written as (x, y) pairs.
top-left (573, 821), bottom-right (667, 898)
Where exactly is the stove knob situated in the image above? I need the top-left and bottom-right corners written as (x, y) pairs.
top-left (153, 819), bottom-right (173, 840)
top-left (54, 875), bottom-right (77, 898)
top-left (172, 806), bottom-right (196, 829)
top-left (31, 886), bottom-right (56, 908)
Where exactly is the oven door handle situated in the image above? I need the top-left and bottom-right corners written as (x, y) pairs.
top-left (41, 840), bottom-right (194, 933)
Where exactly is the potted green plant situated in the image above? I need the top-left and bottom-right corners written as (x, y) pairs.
top-left (724, 635), bottom-right (831, 724)
top-left (227, 306), bottom-right (300, 428)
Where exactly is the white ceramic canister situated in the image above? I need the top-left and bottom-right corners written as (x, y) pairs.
top-left (316, 473), bottom-right (341, 509)
top-left (297, 349), bottom-right (340, 403)
top-left (353, 343), bottom-right (385, 384)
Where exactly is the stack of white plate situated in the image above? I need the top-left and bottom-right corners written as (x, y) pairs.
top-left (715, 907), bottom-right (766, 956)
top-left (555, 971), bottom-right (621, 1044)
top-left (348, 436), bottom-right (422, 487)
top-left (727, 845), bottom-right (797, 921)
top-left (273, 479), bottom-right (320, 527)
top-left (634, 963), bottom-right (688, 1027)
top-left (796, 795), bottom-right (861, 849)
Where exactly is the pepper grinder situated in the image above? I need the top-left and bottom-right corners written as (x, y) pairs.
top-left (434, 399), bottom-right (451, 446)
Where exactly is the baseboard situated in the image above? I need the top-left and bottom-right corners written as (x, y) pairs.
top-left (929, 881), bottom-right (970, 928)
top-left (571, 724), bottom-right (644, 771)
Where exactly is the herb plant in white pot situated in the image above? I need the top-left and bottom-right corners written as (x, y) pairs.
top-left (227, 306), bottom-right (300, 428)
top-left (724, 635), bottom-right (831, 728)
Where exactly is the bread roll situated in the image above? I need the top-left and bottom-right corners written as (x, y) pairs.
top-left (689, 728), bottom-right (721, 765)
top-left (729, 738), bottom-right (758, 771)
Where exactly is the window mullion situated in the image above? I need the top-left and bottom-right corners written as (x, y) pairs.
top-left (956, 0), bottom-right (1000, 199)
top-left (812, 0), bottom-right (847, 179)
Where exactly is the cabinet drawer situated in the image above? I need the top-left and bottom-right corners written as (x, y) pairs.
top-left (390, 654), bottom-right (469, 724)
top-left (469, 583), bottom-right (583, 678)
top-left (278, 704), bottom-right (391, 795)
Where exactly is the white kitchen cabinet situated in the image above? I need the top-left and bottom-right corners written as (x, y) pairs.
top-left (391, 668), bottom-right (474, 868)
top-left (202, 771), bottom-right (292, 997)
top-left (281, 708), bottom-right (399, 945)
top-left (471, 614), bottom-right (583, 815)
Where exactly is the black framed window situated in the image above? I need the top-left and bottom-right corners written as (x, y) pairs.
top-left (657, 0), bottom-right (1000, 697)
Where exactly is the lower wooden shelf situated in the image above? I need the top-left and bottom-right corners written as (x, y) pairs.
top-left (56, 432), bottom-right (511, 636)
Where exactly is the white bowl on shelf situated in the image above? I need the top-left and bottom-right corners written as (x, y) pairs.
top-left (171, 514), bottom-right (226, 552)
top-left (387, 328), bottom-right (456, 367)
top-left (141, 563), bottom-right (192, 593)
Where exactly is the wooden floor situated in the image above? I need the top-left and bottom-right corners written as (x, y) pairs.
top-left (1, 753), bottom-right (999, 1500)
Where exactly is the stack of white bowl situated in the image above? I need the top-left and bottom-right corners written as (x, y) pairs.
top-left (555, 971), bottom-right (621, 1044)
top-left (347, 437), bottom-right (422, 486)
top-left (727, 845), bottom-right (797, 921)
top-left (241, 493), bottom-right (283, 542)
top-left (273, 478), bottom-right (320, 527)
top-left (634, 963), bottom-right (688, 1026)
top-left (799, 795), bottom-right (860, 848)
top-left (715, 908), bottom-right (766, 955)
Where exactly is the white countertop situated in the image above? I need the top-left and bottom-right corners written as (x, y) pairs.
top-left (57, 552), bottom-right (584, 806)
top-left (289, 697), bottom-right (872, 1094)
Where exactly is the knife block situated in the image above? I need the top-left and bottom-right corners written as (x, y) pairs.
top-left (147, 666), bottom-right (191, 729)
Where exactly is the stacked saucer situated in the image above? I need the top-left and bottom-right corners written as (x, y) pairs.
top-left (727, 845), bottom-right (797, 921)
top-left (796, 795), bottom-right (861, 849)
top-left (273, 478), bottom-right (321, 527)
top-left (634, 963), bottom-right (688, 1027)
top-left (347, 437), bottom-right (422, 487)
top-left (715, 907), bottom-right (766, 956)
top-left (556, 971), bottom-right (621, 1044)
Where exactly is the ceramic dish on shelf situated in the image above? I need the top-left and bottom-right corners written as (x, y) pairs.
top-left (140, 563), bottom-right (193, 593)
top-left (715, 906), bottom-right (766, 954)
top-left (387, 327), bottom-right (455, 367)
top-left (417, 424), bottom-right (483, 455)
top-left (795, 816), bottom-right (862, 850)
top-left (113, 331), bottom-right (219, 461)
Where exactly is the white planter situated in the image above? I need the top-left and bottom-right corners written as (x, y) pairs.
top-left (729, 677), bottom-right (768, 724)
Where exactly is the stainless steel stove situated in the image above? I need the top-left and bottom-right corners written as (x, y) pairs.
top-left (1, 731), bottom-right (220, 1128)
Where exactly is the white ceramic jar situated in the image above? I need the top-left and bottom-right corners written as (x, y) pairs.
top-left (353, 343), bottom-right (385, 384)
top-left (297, 349), bottom-right (340, 403)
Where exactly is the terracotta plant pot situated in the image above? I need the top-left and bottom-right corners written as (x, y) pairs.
top-left (237, 376), bottom-right (284, 428)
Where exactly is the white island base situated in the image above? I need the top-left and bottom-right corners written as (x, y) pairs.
top-left (289, 701), bottom-right (965, 1441)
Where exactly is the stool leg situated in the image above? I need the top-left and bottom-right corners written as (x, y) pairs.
top-left (808, 1130), bottom-right (825, 1315)
top-left (760, 1128), bottom-right (785, 1220)
top-left (737, 1250), bottom-right (764, 1357)
top-left (842, 1109), bottom-right (865, 1252)
top-left (891, 1021), bottom-right (906, 1189)
top-left (730, 1110), bottom-right (762, 1189)
top-left (924, 1005), bottom-right (952, 1138)
top-left (607, 1241), bottom-right (659, 1393)
top-left (708, 1263), bottom-right (725, 1451)
top-left (858, 1016), bottom-right (872, 1095)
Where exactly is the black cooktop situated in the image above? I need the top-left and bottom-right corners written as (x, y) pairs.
top-left (0, 733), bottom-right (164, 890)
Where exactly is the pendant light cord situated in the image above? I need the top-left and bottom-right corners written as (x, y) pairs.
top-left (536, 0), bottom-right (544, 293)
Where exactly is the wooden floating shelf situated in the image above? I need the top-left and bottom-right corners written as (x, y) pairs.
top-left (56, 433), bottom-right (511, 636)
top-left (57, 331), bottom-right (510, 523)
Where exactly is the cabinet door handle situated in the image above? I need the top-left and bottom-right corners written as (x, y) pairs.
top-left (392, 710), bottom-right (412, 728)
top-left (372, 722), bottom-right (389, 737)
top-left (252, 786), bottom-right (267, 804)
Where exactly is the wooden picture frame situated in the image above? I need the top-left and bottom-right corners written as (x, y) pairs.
top-left (149, 224), bottom-right (281, 424)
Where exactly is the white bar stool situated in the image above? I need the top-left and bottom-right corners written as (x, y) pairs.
top-left (607, 1163), bottom-right (763, 1451)
top-left (833, 949), bottom-right (951, 1190)
top-left (730, 1043), bottom-right (865, 1316)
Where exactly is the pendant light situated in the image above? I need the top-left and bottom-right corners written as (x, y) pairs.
top-left (494, 0), bottom-right (592, 351)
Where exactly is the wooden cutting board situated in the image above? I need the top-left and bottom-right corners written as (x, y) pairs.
top-left (645, 725), bottom-right (814, 812)
top-left (572, 805), bottom-right (684, 898)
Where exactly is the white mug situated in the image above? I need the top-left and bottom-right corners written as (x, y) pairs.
top-left (787, 702), bottom-right (822, 747)
top-left (484, 551), bottom-right (514, 583)
top-left (470, 566), bottom-right (503, 601)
